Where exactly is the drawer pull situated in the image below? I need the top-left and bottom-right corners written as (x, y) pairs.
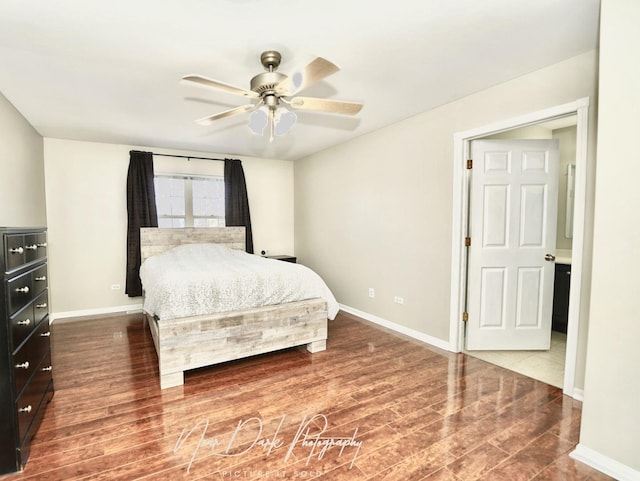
top-left (15, 361), bottom-right (30, 369)
top-left (37, 242), bottom-right (47, 248)
top-left (40, 331), bottom-right (51, 337)
top-left (15, 286), bottom-right (30, 294)
top-left (18, 405), bottom-right (32, 414)
top-left (36, 302), bottom-right (48, 309)
top-left (42, 365), bottom-right (52, 372)
top-left (35, 276), bottom-right (47, 282)
top-left (17, 318), bottom-right (32, 327)
top-left (9, 246), bottom-right (24, 254)
top-left (25, 244), bottom-right (38, 251)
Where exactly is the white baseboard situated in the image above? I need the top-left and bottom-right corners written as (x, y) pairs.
top-left (571, 443), bottom-right (640, 481)
top-left (571, 388), bottom-right (585, 402)
top-left (339, 304), bottom-right (452, 352)
top-left (51, 304), bottom-right (143, 324)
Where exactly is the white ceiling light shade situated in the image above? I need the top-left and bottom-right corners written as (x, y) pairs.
top-left (248, 107), bottom-right (268, 135)
top-left (274, 109), bottom-right (297, 136)
top-left (248, 104), bottom-right (297, 141)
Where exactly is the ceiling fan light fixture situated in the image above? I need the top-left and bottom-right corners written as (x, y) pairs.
top-left (248, 105), bottom-right (297, 141)
top-left (183, 50), bottom-right (363, 141)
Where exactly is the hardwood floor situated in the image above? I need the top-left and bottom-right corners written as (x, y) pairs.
top-left (4, 311), bottom-right (613, 481)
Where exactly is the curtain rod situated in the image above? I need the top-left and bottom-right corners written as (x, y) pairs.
top-left (130, 150), bottom-right (229, 162)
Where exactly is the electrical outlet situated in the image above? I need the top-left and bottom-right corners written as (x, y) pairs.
top-left (368, 288), bottom-right (375, 298)
top-left (394, 296), bottom-right (404, 304)
top-left (111, 284), bottom-right (121, 290)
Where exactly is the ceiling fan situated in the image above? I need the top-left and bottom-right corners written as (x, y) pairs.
top-left (182, 50), bottom-right (363, 141)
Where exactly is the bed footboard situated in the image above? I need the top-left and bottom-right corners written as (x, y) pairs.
top-left (146, 298), bottom-right (328, 389)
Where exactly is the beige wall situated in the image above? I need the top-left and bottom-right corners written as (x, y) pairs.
top-left (579, 0), bottom-right (640, 473)
top-left (43, 139), bottom-right (293, 317)
top-left (295, 50), bottom-right (598, 346)
top-left (0, 91), bottom-right (46, 226)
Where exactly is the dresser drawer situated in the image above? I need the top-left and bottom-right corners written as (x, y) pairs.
top-left (33, 289), bottom-right (49, 325)
top-left (3, 232), bottom-right (46, 274)
top-left (7, 270), bottom-right (32, 316)
top-left (23, 232), bottom-right (47, 265)
top-left (16, 350), bottom-right (53, 445)
top-left (13, 319), bottom-right (52, 398)
top-left (10, 291), bottom-right (48, 352)
top-left (16, 378), bottom-right (53, 469)
top-left (4, 234), bottom-right (26, 273)
top-left (6, 264), bottom-right (47, 316)
top-left (11, 304), bottom-right (36, 352)
top-left (31, 264), bottom-right (48, 296)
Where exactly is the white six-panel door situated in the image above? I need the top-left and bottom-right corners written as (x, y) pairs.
top-left (466, 139), bottom-right (559, 350)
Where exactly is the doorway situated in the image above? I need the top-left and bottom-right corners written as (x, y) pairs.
top-left (449, 98), bottom-right (590, 398)
top-left (465, 121), bottom-right (575, 388)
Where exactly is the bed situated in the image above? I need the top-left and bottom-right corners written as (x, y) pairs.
top-left (139, 227), bottom-right (337, 389)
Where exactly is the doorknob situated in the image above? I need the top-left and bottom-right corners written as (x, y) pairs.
top-left (545, 253), bottom-right (556, 262)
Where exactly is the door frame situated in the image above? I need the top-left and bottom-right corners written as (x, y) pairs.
top-left (449, 97), bottom-right (590, 397)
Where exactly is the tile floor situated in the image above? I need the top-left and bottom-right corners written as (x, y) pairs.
top-left (466, 331), bottom-right (567, 388)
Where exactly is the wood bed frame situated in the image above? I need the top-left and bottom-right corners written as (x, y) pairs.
top-left (140, 227), bottom-right (328, 389)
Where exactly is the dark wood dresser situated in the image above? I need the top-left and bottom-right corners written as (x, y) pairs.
top-left (0, 227), bottom-right (53, 475)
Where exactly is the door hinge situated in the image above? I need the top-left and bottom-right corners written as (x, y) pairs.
top-left (465, 237), bottom-right (471, 247)
top-left (463, 311), bottom-right (469, 322)
top-left (467, 159), bottom-right (473, 169)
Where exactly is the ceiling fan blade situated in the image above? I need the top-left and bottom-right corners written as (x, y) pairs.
top-left (195, 104), bottom-right (258, 126)
top-left (288, 96), bottom-right (363, 115)
top-left (276, 57), bottom-right (340, 96)
top-left (182, 75), bottom-right (259, 99)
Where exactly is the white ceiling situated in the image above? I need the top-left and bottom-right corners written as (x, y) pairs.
top-left (0, 0), bottom-right (600, 161)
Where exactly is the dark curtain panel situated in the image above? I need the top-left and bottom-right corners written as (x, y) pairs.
top-left (126, 150), bottom-right (158, 297)
top-left (224, 159), bottom-right (254, 253)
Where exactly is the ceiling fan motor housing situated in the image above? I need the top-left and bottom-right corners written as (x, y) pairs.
top-left (250, 71), bottom-right (287, 95)
top-left (250, 51), bottom-right (287, 97)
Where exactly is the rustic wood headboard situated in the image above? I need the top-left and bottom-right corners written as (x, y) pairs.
top-left (140, 227), bottom-right (246, 263)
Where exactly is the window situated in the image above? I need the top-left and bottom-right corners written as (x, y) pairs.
top-left (154, 174), bottom-right (225, 228)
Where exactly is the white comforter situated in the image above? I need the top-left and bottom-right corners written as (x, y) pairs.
top-left (139, 243), bottom-right (339, 321)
